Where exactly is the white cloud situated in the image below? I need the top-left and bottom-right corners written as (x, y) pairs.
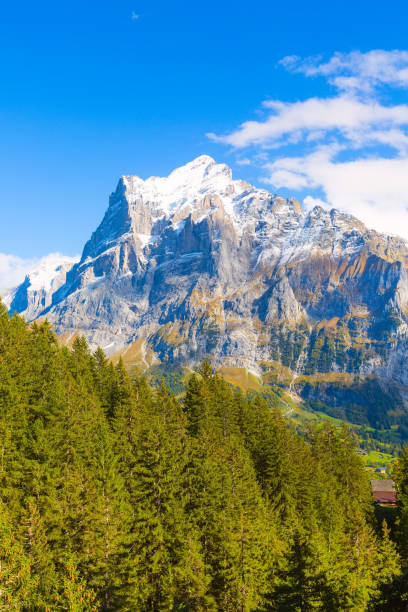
top-left (131, 11), bottom-right (139, 20)
top-left (0, 253), bottom-right (79, 297)
top-left (263, 168), bottom-right (310, 190)
top-left (303, 195), bottom-right (329, 210)
top-left (0, 254), bottom-right (36, 295)
top-left (208, 96), bottom-right (408, 148)
top-left (264, 148), bottom-right (408, 238)
top-left (280, 50), bottom-right (408, 94)
top-left (208, 49), bottom-right (408, 240)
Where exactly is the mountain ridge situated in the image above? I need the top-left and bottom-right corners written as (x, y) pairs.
top-left (5, 156), bottom-right (408, 405)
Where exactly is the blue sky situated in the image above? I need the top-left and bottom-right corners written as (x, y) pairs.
top-left (1, 0), bottom-right (408, 288)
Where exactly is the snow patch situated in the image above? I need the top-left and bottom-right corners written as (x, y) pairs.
top-left (27, 254), bottom-right (79, 292)
top-left (120, 155), bottom-right (278, 236)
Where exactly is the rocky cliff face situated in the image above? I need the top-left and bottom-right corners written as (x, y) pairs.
top-left (8, 156), bottom-right (408, 396)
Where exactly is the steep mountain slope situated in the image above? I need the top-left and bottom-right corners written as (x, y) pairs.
top-left (8, 156), bottom-right (408, 409)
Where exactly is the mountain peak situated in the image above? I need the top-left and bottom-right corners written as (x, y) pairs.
top-left (119, 156), bottom-right (242, 218)
top-left (186, 154), bottom-right (216, 167)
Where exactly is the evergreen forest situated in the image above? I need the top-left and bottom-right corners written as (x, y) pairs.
top-left (3, 300), bottom-right (408, 611)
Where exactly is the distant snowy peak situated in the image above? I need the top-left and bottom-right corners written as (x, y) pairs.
top-left (5, 254), bottom-right (79, 319)
top-left (26, 254), bottom-right (79, 292)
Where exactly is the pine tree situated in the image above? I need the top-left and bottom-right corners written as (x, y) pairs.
top-left (272, 525), bottom-right (332, 611)
top-left (183, 373), bottom-right (208, 436)
top-left (80, 419), bottom-right (130, 610)
top-left (189, 432), bottom-right (276, 611)
top-left (120, 383), bottom-right (210, 610)
top-left (394, 445), bottom-right (408, 559)
top-left (0, 504), bottom-right (35, 610)
top-left (22, 499), bottom-right (58, 609)
top-left (369, 521), bottom-right (402, 609)
top-left (173, 529), bottom-right (215, 611)
top-left (56, 553), bottom-right (97, 612)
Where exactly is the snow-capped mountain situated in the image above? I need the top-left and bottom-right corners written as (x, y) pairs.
top-left (4, 254), bottom-right (79, 320)
top-left (6, 156), bottom-right (408, 397)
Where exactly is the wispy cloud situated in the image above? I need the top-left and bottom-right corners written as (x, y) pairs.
top-left (264, 149), bottom-right (408, 238)
top-left (208, 96), bottom-right (408, 149)
top-left (131, 11), bottom-right (139, 20)
top-left (280, 50), bottom-right (408, 94)
top-left (208, 50), bottom-right (408, 240)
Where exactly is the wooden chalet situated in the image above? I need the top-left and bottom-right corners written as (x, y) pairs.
top-left (371, 479), bottom-right (397, 507)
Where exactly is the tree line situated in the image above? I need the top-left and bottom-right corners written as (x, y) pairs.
top-left (1, 300), bottom-right (408, 610)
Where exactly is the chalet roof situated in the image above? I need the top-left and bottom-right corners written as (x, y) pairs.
top-left (372, 491), bottom-right (397, 503)
top-left (371, 480), bottom-right (395, 492)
